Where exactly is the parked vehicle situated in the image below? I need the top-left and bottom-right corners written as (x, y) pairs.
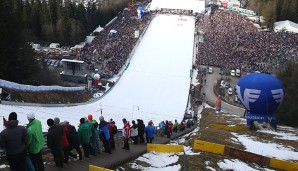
top-left (230, 70), bottom-right (235, 76)
top-left (225, 83), bottom-right (230, 89)
top-left (228, 87), bottom-right (233, 95)
top-left (236, 69), bottom-right (241, 77)
top-left (219, 68), bottom-right (224, 75)
top-left (50, 60), bottom-right (56, 66)
top-left (220, 80), bottom-right (226, 88)
top-left (208, 67), bottom-right (213, 74)
top-left (54, 61), bottom-right (59, 67)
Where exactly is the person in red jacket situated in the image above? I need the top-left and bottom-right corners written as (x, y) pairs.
top-left (166, 121), bottom-right (173, 138)
top-left (122, 118), bottom-right (131, 150)
top-left (54, 117), bottom-right (72, 163)
top-left (108, 120), bottom-right (117, 150)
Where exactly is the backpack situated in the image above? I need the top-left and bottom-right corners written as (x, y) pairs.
top-left (92, 120), bottom-right (99, 129)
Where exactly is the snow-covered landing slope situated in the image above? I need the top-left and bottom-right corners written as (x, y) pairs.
top-left (0, 15), bottom-right (195, 131)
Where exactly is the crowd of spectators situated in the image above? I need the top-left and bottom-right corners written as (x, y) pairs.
top-left (73, 6), bottom-right (152, 76)
top-left (196, 10), bottom-right (298, 74)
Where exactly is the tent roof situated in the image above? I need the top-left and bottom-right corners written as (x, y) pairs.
top-left (61, 59), bottom-right (84, 64)
top-left (110, 29), bottom-right (117, 34)
top-left (274, 20), bottom-right (298, 33)
top-left (93, 26), bottom-right (104, 33)
top-left (86, 36), bottom-right (96, 44)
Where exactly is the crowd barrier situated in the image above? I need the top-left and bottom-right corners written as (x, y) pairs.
top-left (89, 165), bottom-right (113, 171)
top-left (194, 139), bottom-right (298, 171)
top-left (147, 143), bottom-right (184, 153)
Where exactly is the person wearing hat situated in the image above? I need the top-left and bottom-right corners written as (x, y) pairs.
top-left (26, 111), bottom-right (45, 171)
top-left (54, 117), bottom-right (72, 163)
top-left (87, 114), bottom-right (100, 154)
top-left (46, 118), bottom-right (64, 168)
top-left (64, 121), bottom-right (82, 160)
top-left (78, 117), bottom-right (92, 158)
top-left (0, 112), bottom-right (28, 171)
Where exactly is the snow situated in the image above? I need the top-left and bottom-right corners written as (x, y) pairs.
top-left (232, 133), bottom-right (298, 161)
top-left (258, 127), bottom-right (298, 141)
top-left (127, 144), bottom-right (200, 171)
top-left (130, 152), bottom-right (181, 171)
top-left (0, 165), bottom-right (8, 169)
top-left (0, 15), bottom-right (195, 132)
top-left (191, 69), bottom-right (200, 86)
top-left (206, 166), bottom-right (216, 171)
top-left (136, 152), bottom-right (180, 168)
top-left (218, 159), bottom-right (275, 171)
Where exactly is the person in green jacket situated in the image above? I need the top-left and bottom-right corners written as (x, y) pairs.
top-left (87, 114), bottom-right (100, 154)
top-left (173, 119), bottom-right (179, 132)
top-left (26, 112), bottom-right (45, 171)
top-left (78, 118), bottom-right (92, 157)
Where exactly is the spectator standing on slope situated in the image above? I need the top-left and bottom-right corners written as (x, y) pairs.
top-left (130, 120), bottom-right (138, 144)
top-left (173, 119), bottom-right (179, 132)
top-left (137, 119), bottom-right (145, 143)
top-left (87, 114), bottom-right (100, 154)
top-left (122, 118), bottom-right (131, 150)
top-left (166, 121), bottom-right (173, 138)
top-left (78, 118), bottom-right (91, 158)
top-left (54, 117), bottom-right (71, 163)
top-left (46, 118), bottom-right (64, 168)
top-left (179, 121), bottom-right (185, 131)
top-left (158, 121), bottom-right (165, 136)
top-left (215, 95), bottom-right (222, 112)
top-left (98, 116), bottom-right (112, 154)
top-left (164, 120), bottom-right (169, 137)
top-left (108, 120), bottom-right (117, 150)
top-left (26, 112), bottom-right (45, 171)
top-left (65, 121), bottom-right (82, 160)
top-left (145, 121), bottom-right (155, 143)
top-left (0, 112), bottom-right (28, 171)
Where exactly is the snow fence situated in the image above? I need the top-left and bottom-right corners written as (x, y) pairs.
top-left (0, 79), bottom-right (85, 92)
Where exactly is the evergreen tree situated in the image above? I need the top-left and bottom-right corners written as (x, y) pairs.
top-left (276, 62), bottom-right (298, 127)
top-left (0, 0), bottom-right (38, 82)
top-left (31, 0), bottom-right (43, 40)
top-left (262, 1), bottom-right (276, 30)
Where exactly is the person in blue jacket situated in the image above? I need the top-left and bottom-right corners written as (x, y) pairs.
top-left (98, 116), bottom-right (112, 154)
top-left (145, 121), bottom-right (155, 143)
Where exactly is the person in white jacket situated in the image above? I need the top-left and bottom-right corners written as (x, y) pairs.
top-left (130, 120), bottom-right (138, 144)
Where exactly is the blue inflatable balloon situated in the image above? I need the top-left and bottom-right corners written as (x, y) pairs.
top-left (236, 73), bottom-right (284, 115)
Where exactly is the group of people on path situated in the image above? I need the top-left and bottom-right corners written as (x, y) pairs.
top-left (46, 114), bottom-right (118, 168)
top-left (158, 119), bottom-right (195, 138)
top-left (0, 111), bottom-right (195, 170)
top-left (0, 112), bottom-right (45, 171)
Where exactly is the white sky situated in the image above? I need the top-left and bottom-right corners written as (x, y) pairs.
top-left (0, 15), bottom-right (195, 132)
